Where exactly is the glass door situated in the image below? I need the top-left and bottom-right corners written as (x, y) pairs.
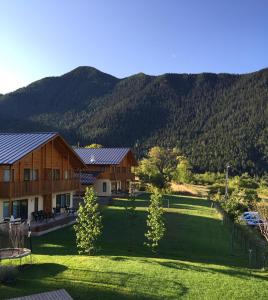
top-left (12, 199), bottom-right (28, 219)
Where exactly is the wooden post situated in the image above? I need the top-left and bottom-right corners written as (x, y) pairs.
top-left (51, 140), bottom-right (53, 193)
top-left (67, 152), bottom-right (70, 183)
top-left (40, 146), bottom-right (43, 194)
top-left (32, 152), bottom-right (34, 194)
top-left (9, 165), bottom-right (12, 216)
top-left (79, 168), bottom-right (81, 198)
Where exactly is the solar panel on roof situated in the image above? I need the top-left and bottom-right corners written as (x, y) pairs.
top-left (0, 132), bottom-right (57, 164)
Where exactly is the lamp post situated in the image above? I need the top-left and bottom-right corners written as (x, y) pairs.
top-left (225, 163), bottom-right (230, 200)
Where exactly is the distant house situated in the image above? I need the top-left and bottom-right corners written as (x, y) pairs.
top-left (0, 133), bottom-right (85, 222)
top-left (74, 148), bottom-right (137, 197)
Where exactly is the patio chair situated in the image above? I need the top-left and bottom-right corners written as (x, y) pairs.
top-left (37, 210), bottom-right (45, 221)
top-left (53, 207), bottom-right (61, 216)
top-left (67, 207), bottom-right (76, 216)
top-left (64, 205), bottom-right (70, 214)
top-left (31, 212), bottom-right (38, 222)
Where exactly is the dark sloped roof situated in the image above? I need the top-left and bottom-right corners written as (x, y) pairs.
top-left (0, 132), bottom-right (57, 164)
top-left (80, 173), bottom-right (98, 185)
top-left (74, 147), bottom-right (130, 165)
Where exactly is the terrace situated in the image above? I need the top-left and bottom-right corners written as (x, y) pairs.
top-left (30, 212), bottom-right (76, 236)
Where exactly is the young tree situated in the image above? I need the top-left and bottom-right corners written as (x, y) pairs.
top-left (74, 187), bottom-right (102, 255)
top-left (125, 186), bottom-right (137, 252)
top-left (145, 190), bottom-right (165, 253)
top-left (173, 156), bottom-right (193, 183)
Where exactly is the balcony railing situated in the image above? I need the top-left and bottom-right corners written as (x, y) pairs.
top-left (0, 179), bottom-right (80, 198)
top-left (109, 172), bottom-right (135, 181)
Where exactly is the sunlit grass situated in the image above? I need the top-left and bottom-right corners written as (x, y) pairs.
top-left (1, 194), bottom-right (268, 299)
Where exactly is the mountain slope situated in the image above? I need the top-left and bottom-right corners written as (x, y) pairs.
top-left (0, 67), bottom-right (267, 174)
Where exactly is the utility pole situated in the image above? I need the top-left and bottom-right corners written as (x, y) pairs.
top-left (225, 163), bottom-right (230, 200)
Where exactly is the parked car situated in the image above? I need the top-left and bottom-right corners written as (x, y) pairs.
top-left (240, 211), bottom-right (262, 226)
top-left (246, 219), bottom-right (263, 226)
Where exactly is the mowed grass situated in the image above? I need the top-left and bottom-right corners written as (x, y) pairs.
top-left (1, 194), bottom-right (268, 299)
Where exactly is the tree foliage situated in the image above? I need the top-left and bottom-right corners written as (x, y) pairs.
top-left (85, 144), bottom-right (103, 148)
top-left (136, 147), bottom-right (181, 190)
top-left (0, 67), bottom-right (267, 174)
top-left (222, 188), bottom-right (260, 219)
top-left (254, 202), bottom-right (268, 242)
top-left (145, 190), bottom-right (165, 252)
top-left (74, 187), bottom-right (102, 255)
top-left (173, 156), bottom-right (193, 183)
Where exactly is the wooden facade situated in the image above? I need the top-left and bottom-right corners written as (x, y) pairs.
top-left (0, 135), bottom-right (85, 218)
top-left (81, 150), bottom-right (136, 196)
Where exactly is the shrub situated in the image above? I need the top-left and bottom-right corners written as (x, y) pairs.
top-left (0, 265), bottom-right (18, 284)
top-left (222, 188), bottom-right (260, 220)
top-left (193, 172), bottom-right (225, 185)
top-left (229, 173), bottom-right (259, 189)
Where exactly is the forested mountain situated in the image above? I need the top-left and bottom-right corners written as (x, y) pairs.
top-left (0, 66), bottom-right (268, 174)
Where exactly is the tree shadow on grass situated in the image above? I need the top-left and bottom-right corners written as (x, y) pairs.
top-left (0, 265), bottom-right (188, 300)
top-left (32, 194), bottom-right (249, 270)
top-left (166, 194), bottom-right (209, 207)
top-left (54, 266), bottom-right (189, 299)
top-left (110, 198), bottom-right (149, 208)
top-left (21, 263), bottom-right (68, 279)
top-left (98, 206), bottom-right (249, 269)
top-left (155, 260), bottom-right (268, 281)
top-left (33, 206), bottom-right (247, 270)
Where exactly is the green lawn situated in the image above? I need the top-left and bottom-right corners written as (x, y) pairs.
top-left (1, 194), bottom-right (268, 299)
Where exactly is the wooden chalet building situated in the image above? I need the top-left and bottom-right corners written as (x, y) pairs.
top-left (74, 147), bottom-right (137, 197)
top-left (0, 133), bottom-right (85, 222)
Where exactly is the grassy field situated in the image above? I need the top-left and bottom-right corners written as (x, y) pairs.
top-left (1, 194), bottom-right (268, 299)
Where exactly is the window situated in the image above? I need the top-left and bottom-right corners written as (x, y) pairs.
top-left (56, 193), bottom-right (71, 208)
top-left (64, 170), bottom-right (68, 180)
top-left (34, 197), bottom-right (39, 212)
top-left (33, 169), bottom-right (39, 181)
top-left (12, 199), bottom-right (28, 219)
top-left (24, 169), bottom-right (31, 181)
top-left (3, 169), bottom-right (10, 182)
top-left (103, 182), bottom-right (107, 193)
top-left (116, 167), bottom-right (120, 173)
top-left (53, 169), bottom-right (60, 180)
top-left (3, 201), bottom-right (9, 218)
top-left (66, 194), bottom-right (70, 207)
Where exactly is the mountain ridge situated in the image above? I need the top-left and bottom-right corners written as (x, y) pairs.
top-left (0, 66), bottom-right (267, 174)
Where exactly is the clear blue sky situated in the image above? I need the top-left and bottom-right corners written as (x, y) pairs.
top-left (0, 0), bottom-right (267, 93)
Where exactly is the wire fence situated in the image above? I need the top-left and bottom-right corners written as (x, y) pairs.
top-left (213, 201), bottom-right (268, 269)
top-left (0, 222), bottom-right (28, 249)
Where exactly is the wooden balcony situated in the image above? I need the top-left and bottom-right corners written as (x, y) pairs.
top-left (109, 172), bottom-right (135, 181)
top-left (0, 179), bottom-right (80, 198)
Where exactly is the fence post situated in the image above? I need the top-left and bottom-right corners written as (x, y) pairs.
top-left (248, 248), bottom-right (253, 269)
top-left (263, 253), bottom-right (266, 271)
